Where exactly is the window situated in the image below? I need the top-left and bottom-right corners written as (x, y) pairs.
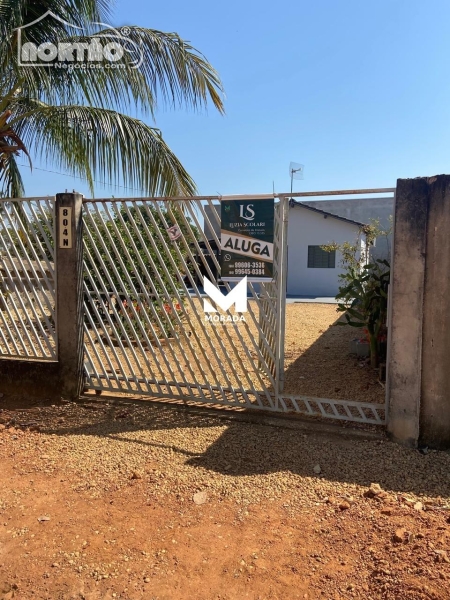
top-left (307, 246), bottom-right (335, 268)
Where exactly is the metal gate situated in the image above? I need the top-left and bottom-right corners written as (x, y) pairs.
top-left (82, 196), bottom-right (288, 411)
top-left (82, 193), bottom-right (387, 425)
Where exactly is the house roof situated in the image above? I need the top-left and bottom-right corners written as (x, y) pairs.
top-left (289, 199), bottom-right (367, 227)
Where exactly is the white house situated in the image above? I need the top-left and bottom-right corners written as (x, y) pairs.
top-left (286, 201), bottom-right (366, 297)
top-left (203, 200), bottom-right (369, 298)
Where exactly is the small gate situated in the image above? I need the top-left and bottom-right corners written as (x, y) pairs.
top-left (82, 196), bottom-right (288, 410)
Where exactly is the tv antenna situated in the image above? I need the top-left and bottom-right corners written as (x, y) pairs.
top-left (289, 162), bottom-right (304, 195)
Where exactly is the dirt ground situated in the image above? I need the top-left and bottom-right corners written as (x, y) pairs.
top-left (282, 304), bottom-right (382, 403)
top-left (0, 396), bottom-right (449, 600)
top-left (85, 303), bottom-right (383, 406)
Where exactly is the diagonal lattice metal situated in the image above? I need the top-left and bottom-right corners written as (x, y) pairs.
top-left (82, 195), bottom-right (387, 426)
top-left (0, 198), bottom-right (56, 359)
top-left (82, 198), bottom-right (285, 410)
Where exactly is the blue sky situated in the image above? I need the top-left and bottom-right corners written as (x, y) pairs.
top-left (20, 0), bottom-right (450, 198)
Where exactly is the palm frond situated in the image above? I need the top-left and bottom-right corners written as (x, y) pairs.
top-left (4, 28), bottom-right (224, 117)
top-left (121, 28), bottom-right (225, 113)
top-left (0, 1), bottom-right (225, 197)
top-left (14, 101), bottom-right (197, 196)
top-left (0, 0), bottom-right (111, 39)
top-left (0, 151), bottom-right (26, 197)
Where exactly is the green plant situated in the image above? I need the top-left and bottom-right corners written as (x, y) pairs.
top-left (120, 297), bottom-right (187, 341)
top-left (335, 259), bottom-right (390, 368)
top-left (322, 218), bottom-right (392, 368)
top-left (82, 202), bottom-right (197, 343)
top-left (84, 203), bottom-right (198, 297)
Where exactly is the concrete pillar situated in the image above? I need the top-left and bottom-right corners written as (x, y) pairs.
top-left (55, 192), bottom-right (84, 400)
top-left (387, 178), bottom-right (428, 446)
top-left (387, 175), bottom-right (450, 449)
top-left (420, 176), bottom-right (450, 448)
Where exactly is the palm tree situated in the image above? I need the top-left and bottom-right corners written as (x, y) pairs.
top-left (0, 0), bottom-right (224, 198)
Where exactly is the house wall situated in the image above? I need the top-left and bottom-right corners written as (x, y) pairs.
top-left (287, 206), bottom-right (362, 297)
top-left (302, 197), bottom-right (394, 261)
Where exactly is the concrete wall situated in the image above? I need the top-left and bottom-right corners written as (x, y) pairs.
top-left (387, 176), bottom-right (450, 449)
top-left (287, 205), bottom-right (362, 297)
top-left (302, 197), bottom-right (394, 261)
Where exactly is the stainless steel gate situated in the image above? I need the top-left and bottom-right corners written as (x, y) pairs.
top-left (82, 192), bottom-right (387, 425)
top-left (82, 196), bottom-right (288, 410)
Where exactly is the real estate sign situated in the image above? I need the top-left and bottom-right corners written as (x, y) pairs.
top-left (220, 199), bottom-right (275, 281)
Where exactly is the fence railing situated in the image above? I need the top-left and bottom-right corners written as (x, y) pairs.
top-left (0, 198), bottom-right (57, 360)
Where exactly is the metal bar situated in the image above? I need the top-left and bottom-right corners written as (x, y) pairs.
top-left (83, 295), bottom-right (136, 395)
top-left (82, 209), bottom-right (154, 394)
top-left (156, 212), bottom-right (252, 406)
top-left (7, 201), bottom-right (56, 349)
top-left (82, 277), bottom-right (128, 393)
top-left (84, 204), bottom-right (171, 395)
top-left (203, 199), bottom-right (278, 371)
top-left (82, 379), bottom-right (386, 424)
top-left (278, 188), bottom-right (396, 198)
top-left (148, 201), bottom-right (236, 404)
top-left (22, 201), bottom-right (57, 323)
top-left (159, 201), bottom-right (260, 405)
top-left (150, 199), bottom-right (256, 406)
top-left (78, 193), bottom-right (389, 427)
top-left (183, 202), bottom-right (275, 406)
top-left (82, 241), bottom-right (133, 395)
top-left (0, 212), bottom-right (44, 357)
top-left (82, 236), bottom-right (138, 394)
top-left (82, 188), bottom-right (395, 203)
top-left (94, 200), bottom-right (195, 399)
top-left (276, 197), bottom-right (289, 396)
top-left (90, 372), bottom-right (269, 396)
top-left (0, 197), bottom-right (54, 202)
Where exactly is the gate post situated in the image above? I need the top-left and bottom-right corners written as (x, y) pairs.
top-left (55, 192), bottom-right (84, 400)
top-left (386, 179), bottom-right (428, 446)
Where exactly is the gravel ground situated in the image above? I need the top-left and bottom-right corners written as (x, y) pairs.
top-left (0, 398), bottom-right (450, 599)
top-left (85, 303), bottom-right (383, 405)
top-left (0, 398), bottom-right (447, 505)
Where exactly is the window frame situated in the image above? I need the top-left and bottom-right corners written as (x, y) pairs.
top-left (307, 245), bottom-right (336, 269)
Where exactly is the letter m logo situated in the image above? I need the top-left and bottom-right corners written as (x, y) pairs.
top-left (203, 276), bottom-right (248, 313)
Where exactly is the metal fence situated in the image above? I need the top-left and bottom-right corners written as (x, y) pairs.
top-left (0, 191), bottom-right (390, 425)
top-left (80, 192), bottom-right (391, 425)
top-left (82, 197), bottom-right (286, 410)
top-left (0, 198), bottom-right (57, 360)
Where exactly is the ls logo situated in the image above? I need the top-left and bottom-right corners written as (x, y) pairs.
top-left (239, 204), bottom-right (255, 221)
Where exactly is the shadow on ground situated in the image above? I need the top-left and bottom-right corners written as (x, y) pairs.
top-left (2, 395), bottom-right (449, 500)
top-left (282, 309), bottom-right (384, 403)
